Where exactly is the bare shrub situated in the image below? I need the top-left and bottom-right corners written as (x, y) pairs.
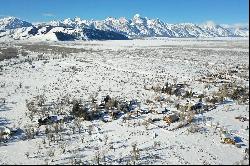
top-left (74, 118), bottom-right (82, 133)
top-left (104, 135), bottom-right (109, 145)
top-left (142, 119), bottom-right (150, 130)
top-left (153, 141), bottom-right (161, 149)
top-left (26, 100), bottom-right (37, 113)
top-left (59, 142), bottom-right (67, 154)
top-left (215, 83), bottom-right (249, 103)
top-left (131, 143), bottom-right (140, 164)
top-left (21, 51), bottom-right (28, 57)
top-left (47, 148), bottom-right (55, 157)
top-left (94, 151), bottom-right (102, 165)
top-left (88, 125), bottom-right (94, 135)
top-left (35, 94), bottom-right (46, 107)
top-left (24, 125), bottom-right (36, 139)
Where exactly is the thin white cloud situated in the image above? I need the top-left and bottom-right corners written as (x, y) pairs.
top-left (42, 13), bottom-right (55, 17)
top-left (232, 23), bottom-right (249, 28)
top-left (200, 20), bottom-right (249, 28)
top-left (221, 23), bottom-right (249, 28)
top-left (203, 20), bottom-right (216, 26)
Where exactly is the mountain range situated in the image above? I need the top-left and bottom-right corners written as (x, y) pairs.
top-left (0, 14), bottom-right (248, 41)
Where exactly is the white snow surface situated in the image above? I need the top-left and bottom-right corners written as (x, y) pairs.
top-left (0, 38), bottom-right (249, 165)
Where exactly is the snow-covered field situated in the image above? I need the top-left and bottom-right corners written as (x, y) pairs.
top-left (0, 38), bottom-right (249, 165)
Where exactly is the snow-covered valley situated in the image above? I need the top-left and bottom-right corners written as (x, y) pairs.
top-left (0, 38), bottom-right (249, 165)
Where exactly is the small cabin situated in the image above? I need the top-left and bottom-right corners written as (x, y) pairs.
top-left (221, 133), bottom-right (235, 145)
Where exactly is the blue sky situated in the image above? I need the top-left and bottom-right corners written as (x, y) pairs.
top-left (0, 0), bottom-right (249, 25)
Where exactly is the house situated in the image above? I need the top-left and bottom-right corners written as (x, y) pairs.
top-left (163, 114), bottom-right (179, 124)
top-left (221, 133), bottom-right (235, 145)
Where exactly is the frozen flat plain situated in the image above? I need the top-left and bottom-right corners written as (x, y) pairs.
top-left (0, 38), bottom-right (249, 165)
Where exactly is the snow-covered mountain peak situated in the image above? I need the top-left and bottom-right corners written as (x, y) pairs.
top-left (48, 20), bottom-right (61, 27)
top-left (105, 17), bottom-right (116, 21)
top-left (74, 16), bottom-right (81, 22)
top-left (133, 14), bottom-right (141, 18)
top-left (202, 21), bottom-right (219, 29)
top-left (148, 18), bottom-right (164, 25)
top-left (0, 16), bottom-right (33, 30)
top-left (104, 17), bottom-right (118, 24)
top-left (118, 17), bottom-right (129, 23)
top-left (2, 16), bottom-right (16, 21)
top-left (0, 15), bottom-right (248, 40)
top-left (63, 18), bottom-right (73, 24)
top-left (132, 14), bottom-right (148, 24)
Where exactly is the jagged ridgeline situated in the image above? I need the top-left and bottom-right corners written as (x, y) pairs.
top-left (0, 14), bottom-right (249, 41)
top-left (0, 17), bottom-right (129, 41)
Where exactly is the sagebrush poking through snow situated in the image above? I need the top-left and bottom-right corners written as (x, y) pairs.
top-left (0, 38), bottom-right (249, 165)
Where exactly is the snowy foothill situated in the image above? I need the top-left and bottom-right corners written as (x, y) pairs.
top-left (0, 38), bottom-right (249, 165)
